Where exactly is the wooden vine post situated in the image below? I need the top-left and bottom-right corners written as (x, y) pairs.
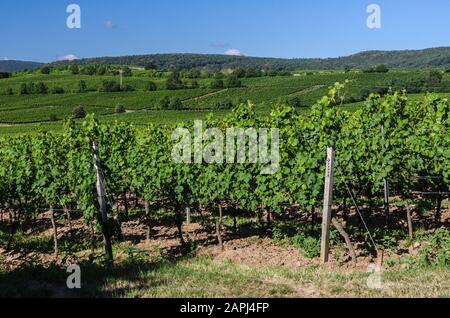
top-left (144, 200), bottom-right (151, 241)
top-left (93, 141), bottom-right (114, 265)
top-left (321, 146), bottom-right (335, 264)
top-left (186, 207), bottom-right (191, 225)
top-left (216, 204), bottom-right (224, 251)
top-left (49, 205), bottom-right (58, 258)
top-left (381, 125), bottom-right (390, 225)
top-left (405, 204), bottom-right (413, 239)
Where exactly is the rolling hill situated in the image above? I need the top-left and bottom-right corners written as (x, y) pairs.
top-left (0, 60), bottom-right (44, 72)
top-left (52, 47), bottom-right (450, 71)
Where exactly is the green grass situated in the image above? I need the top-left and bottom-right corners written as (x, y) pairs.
top-left (1, 248), bottom-right (448, 298)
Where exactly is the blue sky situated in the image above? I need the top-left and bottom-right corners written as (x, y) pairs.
top-left (1, 0), bottom-right (450, 62)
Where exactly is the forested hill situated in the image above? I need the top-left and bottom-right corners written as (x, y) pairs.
top-left (0, 60), bottom-right (44, 72)
top-left (51, 47), bottom-right (450, 70)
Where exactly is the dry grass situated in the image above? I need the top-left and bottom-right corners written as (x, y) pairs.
top-left (1, 245), bottom-right (449, 298)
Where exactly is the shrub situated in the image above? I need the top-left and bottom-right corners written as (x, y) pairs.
top-left (51, 86), bottom-right (65, 94)
top-left (115, 104), bottom-right (126, 114)
top-left (121, 84), bottom-right (135, 92)
top-left (416, 230), bottom-right (450, 268)
top-left (147, 81), bottom-right (157, 91)
top-left (73, 106), bottom-right (86, 119)
top-left (293, 235), bottom-right (320, 258)
top-left (4, 87), bottom-right (14, 95)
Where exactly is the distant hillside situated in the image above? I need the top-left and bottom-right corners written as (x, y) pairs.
top-left (0, 60), bottom-right (44, 72)
top-left (52, 47), bottom-right (450, 71)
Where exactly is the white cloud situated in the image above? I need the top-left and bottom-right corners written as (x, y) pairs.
top-left (3, 57), bottom-right (9, 61)
top-left (58, 54), bottom-right (79, 61)
top-left (224, 49), bottom-right (244, 56)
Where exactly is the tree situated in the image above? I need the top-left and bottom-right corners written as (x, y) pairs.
top-left (190, 80), bottom-right (199, 89)
top-left (101, 80), bottom-right (121, 92)
top-left (170, 97), bottom-right (183, 110)
top-left (28, 82), bottom-right (36, 93)
top-left (0, 72), bottom-right (11, 79)
top-left (375, 64), bottom-right (389, 73)
top-left (97, 66), bottom-right (107, 76)
top-left (166, 71), bottom-right (184, 90)
top-left (288, 96), bottom-right (304, 108)
top-left (144, 62), bottom-right (157, 70)
top-left (214, 72), bottom-right (225, 79)
top-left (81, 65), bottom-right (97, 75)
top-left (210, 79), bottom-right (224, 89)
top-left (215, 99), bottom-right (233, 109)
top-left (20, 83), bottom-right (29, 95)
top-left (73, 106), bottom-right (86, 119)
top-left (245, 68), bottom-right (262, 78)
top-left (77, 80), bottom-right (87, 93)
top-left (115, 104), bottom-right (126, 114)
top-left (186, 69), bottom-right (201, 79)
top-left (159, 96), bottom-right (170, 110)
top-left (70, 64), bottom-right (80, 75)
top-left (234, 68), bottom-right (246, 78)
top-left (36, 82), bottom-right (48, 94)
top-left (122, 66), bottom-right (132, 77)
top-left (226, 75), bottom-right (242, 88)
top-left (147, 81), bottom-right (157, 91)
top-left (41, 66), bottom-right (51, 75)
top-left (428, 70), bottom-right (443, 86)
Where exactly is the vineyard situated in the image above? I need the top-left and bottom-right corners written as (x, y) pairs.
top-left (2, 68), bottom-right (449, 135)
top-left (0, 84), bottom-right (449, 297)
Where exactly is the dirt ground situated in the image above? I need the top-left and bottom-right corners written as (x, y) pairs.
top-left (0, 205), bottom-right (449, 273)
